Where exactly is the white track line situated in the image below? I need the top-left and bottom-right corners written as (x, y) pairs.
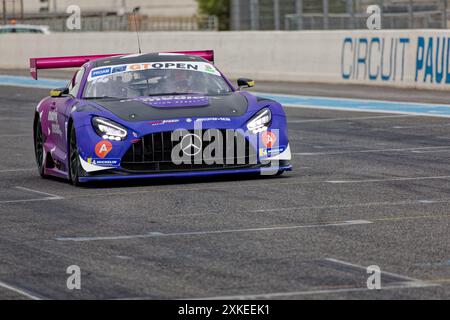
top-left (61, 174), bottom-right (450, 200)
top-left (283, 103), bottom-right (450, 118)
top-left (294, 146), bottom-right (450, 156)
top-left (55, 219), bottom-right (372, 242)
top-left (169, 199), bottom-right (450, 218)
top-left (324, 258), bottom-right (422, 283)
top-left (0, 168), bottom-right (34, 173)
top-left (259, 91), bottom-right (450, 107)
top-left (191, 258), bottom-right (435, 300)
top-left (0, 281), bottom-right (43, 300)
top-left (392, 123), bottom-right (450, 129)
top-left (0, 134), bottom-right (30, 138)
top-left (15, 186), bottom-right (62, 198)
top-left (192, 283), bottom-right (434, 300)
top-left (326, 175), bottom-right (450, 184)
top-left (246, 199), bottom-right (450, 213)
top-left (0, 117), bottom-right (29, 121)
top-left (288, 115), bottom-right (413, 123)
top-left (0, 186), bottom-right (63, 204)
top-left (411, 149), bottom-right (450, 154)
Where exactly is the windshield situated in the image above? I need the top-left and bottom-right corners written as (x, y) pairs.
top-left (83, 61), bottom-right (232, 99)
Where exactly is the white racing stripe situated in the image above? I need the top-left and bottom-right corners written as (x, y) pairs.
top-left (55, 220), bottom-right (372, 242)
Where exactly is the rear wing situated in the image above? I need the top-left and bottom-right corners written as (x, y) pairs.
top-left (29, 50), bottom-right (215, 80)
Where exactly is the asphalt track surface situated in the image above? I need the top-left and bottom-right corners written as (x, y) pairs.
top-left (1, 81), bottom-right (450, 300)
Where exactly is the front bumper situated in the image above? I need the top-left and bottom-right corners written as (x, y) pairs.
top-left (78, 164), bottom-right (292, 182)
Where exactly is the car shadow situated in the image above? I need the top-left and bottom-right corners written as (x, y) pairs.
top-left (79, 173), bottom-right (290, 190)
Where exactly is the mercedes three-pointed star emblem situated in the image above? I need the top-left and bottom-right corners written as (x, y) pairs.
top-left (181, 133), bottom-right (202, 156)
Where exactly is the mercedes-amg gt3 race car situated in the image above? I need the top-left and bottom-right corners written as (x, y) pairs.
top-left (31, 51), bottom-right (291, 185)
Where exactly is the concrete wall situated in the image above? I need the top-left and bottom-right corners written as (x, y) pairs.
top-left (1, 30), bottom-right (450, 90)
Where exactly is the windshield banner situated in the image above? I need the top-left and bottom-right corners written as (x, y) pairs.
top-left (88, 61), bottom-right (221, 81)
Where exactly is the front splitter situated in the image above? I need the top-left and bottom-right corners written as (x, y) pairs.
top-left (78, 165), bottom-right (292, 182)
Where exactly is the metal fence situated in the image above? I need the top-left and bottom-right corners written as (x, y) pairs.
top-left (231, 0), bottom-right (450, 30)
top-left (0, 13), bottom-right (219, 32)
top-left (19, 14), bottom-right (218, 32)
top-left (0, 0), bottom-right (218, 32)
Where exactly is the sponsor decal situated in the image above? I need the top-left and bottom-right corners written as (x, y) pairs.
top-left (111, 65), bottom-right (127, 74)
top-left (259, 146), bottom-right (285, 158)
top-left (88, 61), bottom-right (220, 81)
top-left (149, 119), bottom-right (180, 126)
top-left (195, 117), bottom-right (231, 122)
top-left (139, 96), bottom-right (207, 102)
top-left (262, 131), bottom-right (277, 148)
top-left (48, 111), bottom-right (58, 122)
top-left (94, 140), bottom-right (113, 158)
top-left (48, 111), bottom-right (62, 136)
top-left (204, 64), bottom-right (217, 74)
top-left (91, 67), bottom-right (112, 78)
top-left (51, 123), bottom-right (62, 136)
top-left (88, 158), bottom-right (120, 167)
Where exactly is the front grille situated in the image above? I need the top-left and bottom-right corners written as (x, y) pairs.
top-left (121, 129), bottom-right (258, 172)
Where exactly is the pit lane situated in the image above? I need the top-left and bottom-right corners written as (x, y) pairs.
top-left (0, 83), bottom-right (449, 299)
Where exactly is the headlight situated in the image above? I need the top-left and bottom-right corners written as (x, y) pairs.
top-left (92, 117), bottom-right (128, 141)
top-left (246, 108), bottom-right (272, 134)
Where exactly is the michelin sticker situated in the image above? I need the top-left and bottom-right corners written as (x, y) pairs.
top-left (88, 158), bottom-right (121, 167)
top-left (259, 146), bottom-right (285, 158)
top-left (88, 61), bottom-right (221, 80)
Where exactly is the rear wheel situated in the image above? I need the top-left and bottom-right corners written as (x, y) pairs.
top-left (68, 125), bottom-right (84, 186)
top-left (34, 117), bottom-right (46, 178)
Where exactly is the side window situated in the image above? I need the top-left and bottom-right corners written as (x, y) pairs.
top-left (68, 68), bottom-right (85, 97)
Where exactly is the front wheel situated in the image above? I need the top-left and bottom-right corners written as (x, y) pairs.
top-left (68, 125), bottom-right (84, 186)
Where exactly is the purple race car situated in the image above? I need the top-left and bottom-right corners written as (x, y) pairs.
top-left (31, 51), bottom-right (292, 185)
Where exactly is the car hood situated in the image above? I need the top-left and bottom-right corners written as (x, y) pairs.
top-left (91, 93), bottom-right (249, 122)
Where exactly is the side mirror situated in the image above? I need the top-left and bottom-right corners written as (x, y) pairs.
top-left (237, 78), bottom-right (255, 90)
top-left (50, 87), bottom-right (69, 98)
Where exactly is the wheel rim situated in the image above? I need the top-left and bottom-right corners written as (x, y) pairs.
top-left (70, 128), bottom-right (79, 181)
top-left (35, 122), bottom-right (44, 170)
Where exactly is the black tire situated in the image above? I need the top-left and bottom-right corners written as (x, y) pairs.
top-left (68, 124), bottom-right (84, 186)
top-left (34, 116), bottom-right (46, 178)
